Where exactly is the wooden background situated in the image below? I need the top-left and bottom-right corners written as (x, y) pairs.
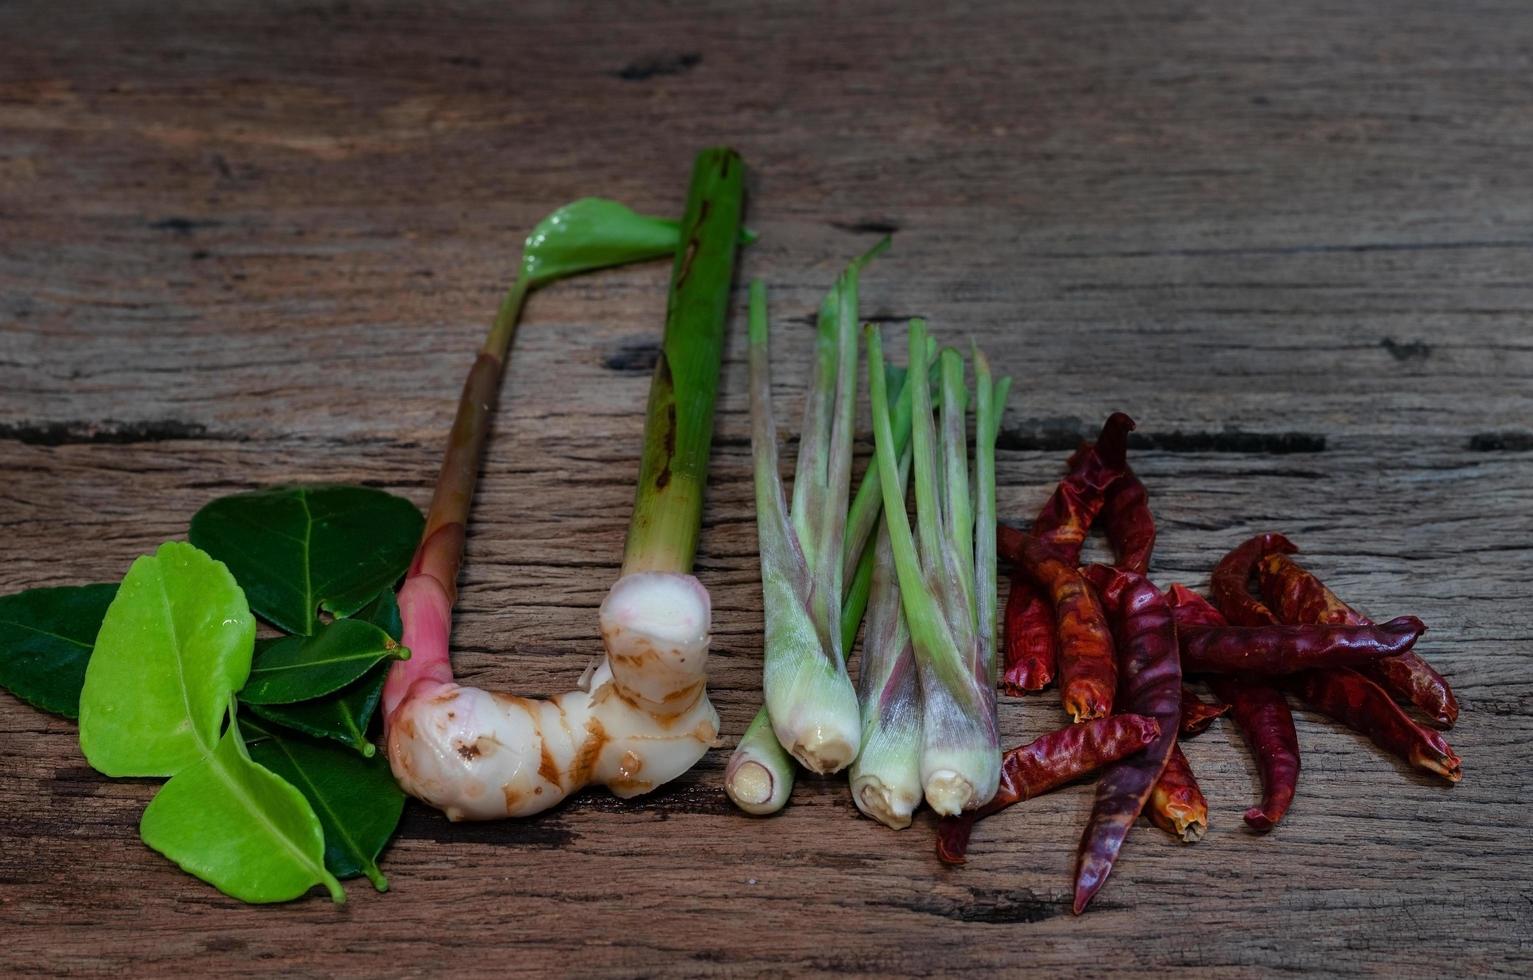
top-left (2, 1), bottom-right (1530, 975)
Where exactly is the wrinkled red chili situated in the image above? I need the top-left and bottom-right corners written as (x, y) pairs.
top-left (1209, 674), bottom-right (1301, 832)
top-left (1290, 668), bottom-right (1462, 783)
top-left (1001, 415), bottom-right (1135, 692)
top-left (1074, 565), bottom-right (1181, 914)
top-left (1210, 532), bottom-right (1297, 627)
top-left (1033, 413), bottom-right (1134, 562)
top-left (1101, 464), bottom-right (1154, 574)
top-left (1258, 553), bottom-right (1458, 728)
top-left (1169, 583), bottom-right (1301, 833)
top-left (1180, 684), bottom-right (1229, 737)
top-left (1179, 615), bottom-right (1426, 675)
top-left (1001, 575), bottom-right (1057, 694)
top-left (1148, 744), bottom-right (1207, 842)
top-left (999, 526), bottom-right (1118, 721)
top-left (935, 713), bottom-right (1161, 865)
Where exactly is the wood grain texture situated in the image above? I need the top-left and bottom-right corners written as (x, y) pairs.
top-left (2, 0), bottom-right (1531, 975)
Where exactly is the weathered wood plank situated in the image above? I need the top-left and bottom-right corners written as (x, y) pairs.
top-left (2, 0), bottom-right (1531, 975)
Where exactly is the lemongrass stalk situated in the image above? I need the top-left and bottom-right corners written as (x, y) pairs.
top-left (748, 237), bottom-right (889, 773)
top-left (867, 322), bottom-right (1005, 815)
top-left (727, 364), bottom-right (895, 815)
top-left (385, 149), bottom-right (742, 821)
top-left (725, 512), bottom-right (881, 814)
top-left (848, 449), bottom-right (924, 829)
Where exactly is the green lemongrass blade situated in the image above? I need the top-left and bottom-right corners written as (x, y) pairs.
top-left (975, 354), bottom-right (1011, 676)
top-left (849, 466), bottom-right (923, 830)
top-left (724, 706), bottom-right (795, 815)
top-left (905, 321), bottom-right (946, 580)
top-left (842, 363), bottom-right (906, 584)
top-left (623, 147), bottom-right (744, 575)
top-left (938, 349), bottom-right (975, 604)
top-left (865, 327), bottom-right (963, 690)
top-left (752, 282), bottom-right (858, 774)
top-left (815, 239), bottom-right (889, 601)
top-left (789, 283), bottom-right (838, 569)
top-left (840, 534), bottom-right (877, 658)
top-left (841, 333), bottom-right (938, 585)
top-left (747, 280), bottom-right (811, 597)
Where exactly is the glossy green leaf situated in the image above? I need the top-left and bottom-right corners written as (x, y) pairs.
top-left (239, 618), bottom-right (407, 705)
top-left (0, 583), bottom-right (116, 718)
top-left (349, 588), bottom-right (402, 641)
top-left (188, 485), bottom-right (423, 635)
top-left (245, 665), bottom-right (388, 757)
top-left (79, 542), bottom-right (255, 777)
top-left (519, 197), bottom-right (685, 288)
top-left (244, 715), bottom-right (404, 891)
top-left (140, 714), bottom-right (344, 904)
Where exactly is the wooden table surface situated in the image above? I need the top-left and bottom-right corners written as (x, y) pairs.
top-left (3, 1), bottom-right (1531, 975)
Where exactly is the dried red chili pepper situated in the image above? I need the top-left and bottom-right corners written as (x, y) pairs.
top-left (1290, 668), bottom-right (1462, 783)
top-left (1033, 413), bottom-right (1134, 562)
top-left (1001, 575), bottom-right (1057, 693)
top-left (1209, 674), bottom-right (1301, 832)
top-left (1179, 615), bottom-right (1426, 675)
top-left (999, 526), bottom-right (1117, 721)
top-left (1258, 554), bottom-right (1458, 728)
top-left (1169, 583), bottom-right (1300, 833)
top-left (935, 713), bottom-right (1161, 865)
top-left (1073, 565), bottom-right (1181, 914)
top-left (1101, 464), bottom-right (1154, 575)
top-left (1210, 532), bottom-right (1297, 627)
top-left (1167, 584), bottom-right (1227, 631)
top-left (1147, 744), bottom-right (1207, 842)
top-left (1180, 684), bottom-right (1229, 737)
top-left (1000, 415), bottom-right (1134, 692)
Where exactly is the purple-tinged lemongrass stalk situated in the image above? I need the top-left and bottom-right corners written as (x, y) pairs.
top-left (848, 457), bottom-right (924, 829)
top-left (726, 352), bottom-right (927, 813)
top-left (867, 321), bottom-right (1011, 815)
top-left (746, 241), bottom-right (887, 775)
top-left (383, 148), bottom-right (743, 820)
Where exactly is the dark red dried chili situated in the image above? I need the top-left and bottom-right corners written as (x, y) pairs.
top-left (935, 713), bottom-right (1161, 865)
top-left (1033, 413), bottom-right (1134, 562)
top-left (999, 526), bottom-right (1117, 721)
top-left (1147, 744), bottom-right (1207, 842)
top-left (1290, 668), bottom-right (1462, 783)
top-left (1210, 532), bottom-right (1297, 627)
top-left (1179, 615), bottom-right (1426, 675)
top-left (1001, 574), bottom-right (1057, 694)
top-left (1167, 584), bottom-right (1228, 631)
top-left (1169, 583), bottom-right (1300, 833)
top-left (1101, 464), bottom-right (1154, 575)
top-left (1209, 674), bottom-right (1301, 832)
top-left (1000, 415), bottom-right (1135, 692)
top-left (1073, 565), bottom-right (1181, 914)
top-left (1258, 554), bottom-right (1458, 728)
top-left (1180, 684), bottom-right (1229, 737)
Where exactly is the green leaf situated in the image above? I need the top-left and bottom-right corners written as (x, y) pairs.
top-left (519, 197), bottom-right (686, 288)
top-left (244, 715), bottom-right (404, 891)
top-left (188, 485), bottom-right (424, 635)
top-left (244, 665), bottom-right (389, 757)
top-left (239, 618), bottom-right (407, 705)
top-left (0, 583), bottom-right (117, 718)
top-left (140, 713), bottom-right (344, 904)
top-left (79, 542), bottom-right (255, 777)
top-left (349, 588), bottom-right (402, 642)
